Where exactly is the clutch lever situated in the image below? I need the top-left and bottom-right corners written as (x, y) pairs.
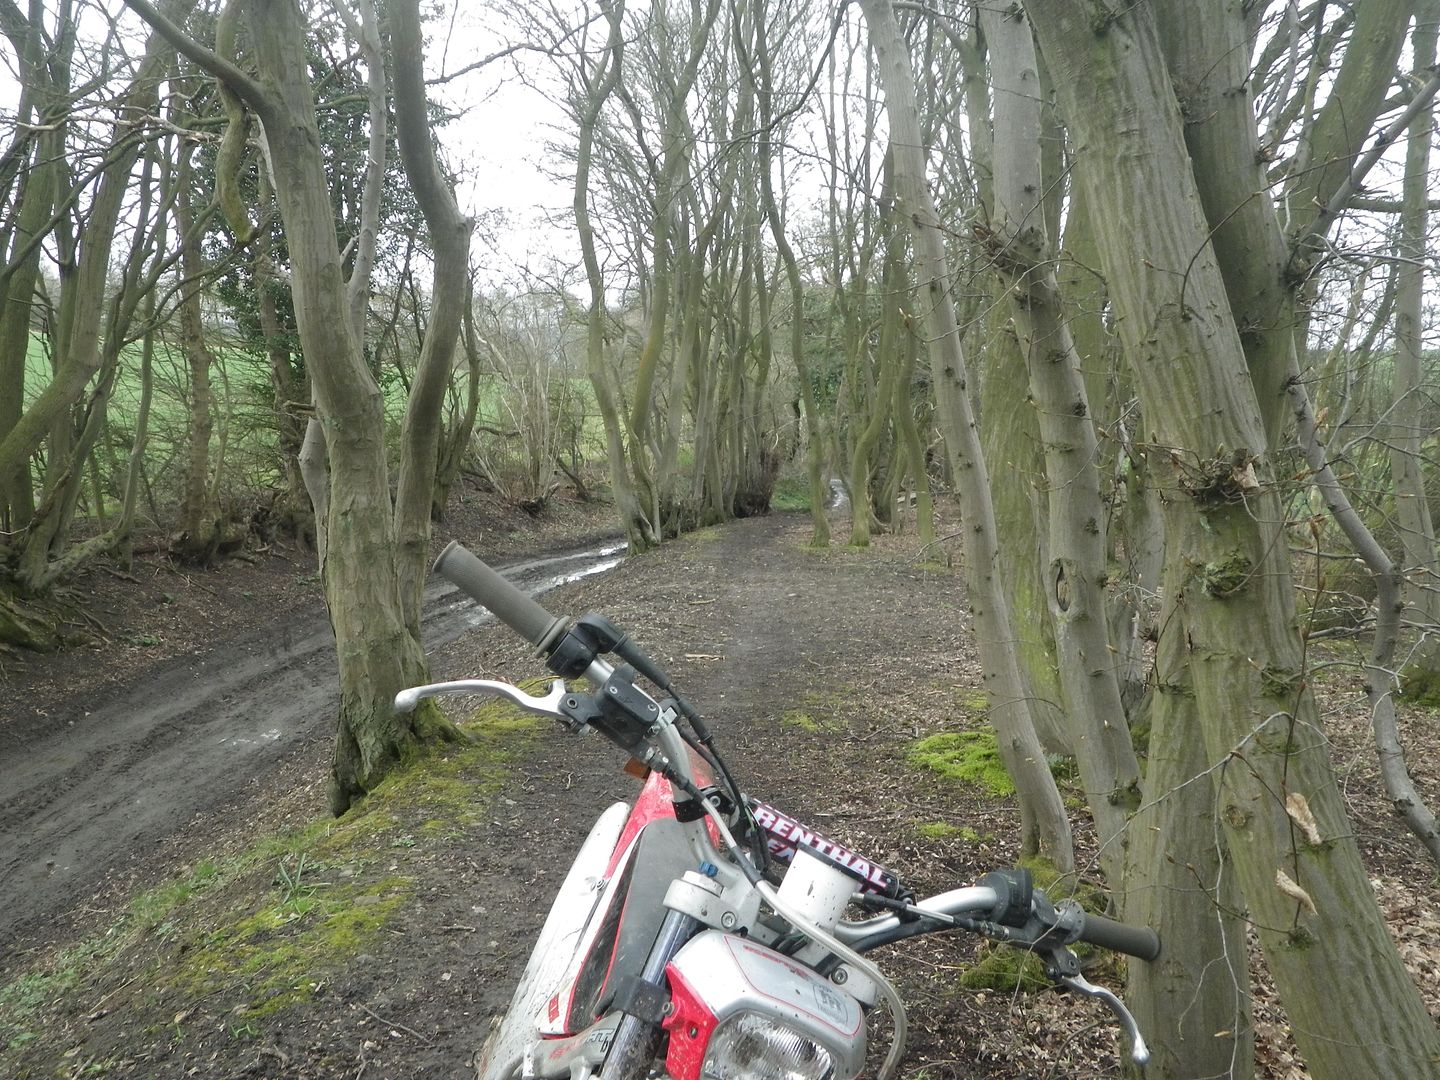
top-left (393, 678), bottom-right (570, 722)
top-left (1057, 973), bottom-right (1149, 1065)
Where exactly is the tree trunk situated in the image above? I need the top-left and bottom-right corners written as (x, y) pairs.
top-left (979, 4), bottom-right (1140, 881)
top-left (1023, 1), bottom-right (1440, 1071)
top-left (571, 0), bottom-right (654, 553)
top-left (1124, 561), bottom-right (1252, 1080)
top-left (1391, 0), bottom-right (1440, 697)
top-left (172, 137), bottom-right (221, 563)
top-left (389, 0), bottom-right (474, 639)
top-left (860, 0), bottom-right (1072, 870)
top-left (0, 10), bottom-right (182, 517)
top-left (977, 303), bottom-right (1068, 755)
top-left (753, 0), bottom-right (828, 546)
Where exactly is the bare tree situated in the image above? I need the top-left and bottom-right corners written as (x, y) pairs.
top-left (857, 0), bottom-right (1074, 871)
top-left (126, 0), bottom-right (470, 812)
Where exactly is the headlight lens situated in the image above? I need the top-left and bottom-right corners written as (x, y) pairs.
top-left (700, 1012), bottom-right (835, 1080)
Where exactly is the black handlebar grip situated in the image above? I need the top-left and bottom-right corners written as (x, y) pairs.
top-left (434, 541), bottom-right (568, 651)
top-left (1079, 913), bottom-right (1161, 962)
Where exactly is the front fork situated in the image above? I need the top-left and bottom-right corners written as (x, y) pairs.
top-left (598, 909), bottom-right (699, 1080)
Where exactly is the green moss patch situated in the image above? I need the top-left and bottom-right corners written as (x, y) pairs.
top-left (908, 731), bottom-right (1015, 797)
top-left (913, 822), bottom-right (984, 843)
top-left (1399, 663), bottom-right (1440, 708)
top-left (170, 875), bottom-right (410, 1017)
top-left (780, 709), bottom-right (821, 733)
top-left (0, 693), bottom-right (546, 1057)
top-left (958, 941), bottom-right (1050, 991)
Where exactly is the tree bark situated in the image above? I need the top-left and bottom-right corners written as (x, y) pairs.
top-left (979, 4), bottom-right (1140, 882)
top-left (1124, 561), bottom-right (1252, 1080)
top-left (571, 0), bottom-right (654, 553)
top-left (0, 8), bottom-right (183, 512)
top-left (388, 0), bottom-right (474, 639)
top-left (860, 0), bottom-right (1073, 870)
top-left (1023, 1), bottom-right (1440, 1071)
top-left (1390, 0), bottom-right (1440, 694)
top-left (172, 135), bottom-right (221, 563)
top-left (126, 0), bottom-right (465, 812)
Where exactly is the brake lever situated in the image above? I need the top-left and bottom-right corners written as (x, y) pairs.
top-left (1057, 973), bottom-right (1150, 1065)
top-left (393, 678), bottom-right (570, 721)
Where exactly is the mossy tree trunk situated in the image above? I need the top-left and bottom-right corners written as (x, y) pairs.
top-left (569, 0), bottom-right (654, 554)
top-left (172, 133), bottom-right (221, 564)
top-left (1124, 562), bottom-right (1252, 1080)
top-left (1024, 1), bottom-right (1440, 1071)
top-left (860, 0), bottom-right (1073, 870)
top-left (128, 0), bottom-right (465, 814)
top-left (754, 2), bottom-right (828, 547)
top-left (1389, 0), bottom-right (1440, 697)
top-left (0, 7), bottom-right (182, 555)
top-left (1156, 0), bottom-right (1440, 862)
top-left (979, 5), bottom-right (1140, 883)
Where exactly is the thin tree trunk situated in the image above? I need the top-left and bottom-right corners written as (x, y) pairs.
top-left (173, 137), bottom-right (220, 562)
top-left (754, 0), bottom-right (828, 546)
top-left (860, 0), bottom-right (1073, 870)
top-left (571, 0), bottom-right (653, 553)
top-left (389, 0), bottom-right (474, 640)
top-left (1390, 0), bottom-right (1440, 695)
top-left (0, 10), bottom-right (184, 514)
top-left (980, 4), bottom-right (1140, 881)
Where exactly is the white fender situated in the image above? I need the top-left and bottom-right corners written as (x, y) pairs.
top-left (476, 800), bottom-right (632, 1080)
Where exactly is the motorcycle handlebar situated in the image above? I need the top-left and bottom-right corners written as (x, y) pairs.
top-left (1076, 911), bottom-right (1160, 962)
top-left (434, 541), bottom-right (569, 652)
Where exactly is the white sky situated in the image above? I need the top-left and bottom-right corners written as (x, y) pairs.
top-left (426, 3), bottom-right (588, 291)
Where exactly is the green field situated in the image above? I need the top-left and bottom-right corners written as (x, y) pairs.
top-left (17, 330), bottom-right (605, 523)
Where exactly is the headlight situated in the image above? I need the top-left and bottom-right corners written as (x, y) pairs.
top-left (701, 1012), bottom-right (835, 1080)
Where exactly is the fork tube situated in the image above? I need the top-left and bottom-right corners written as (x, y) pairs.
top-left (598, 909), bottom-right (698, 1080)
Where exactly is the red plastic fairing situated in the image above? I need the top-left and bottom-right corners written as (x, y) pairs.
top-left (663, 964), bottom-right (719, 1080)
top-left (606, 772), bottom-right (676, 875)
top-left (604, 746), bottom-right (721, 877)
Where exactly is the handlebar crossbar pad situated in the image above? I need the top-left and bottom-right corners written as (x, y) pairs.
top-left (1079, 913), bottom-right (1161, 962)
top-left (434, 541), bottom-right (568, 651)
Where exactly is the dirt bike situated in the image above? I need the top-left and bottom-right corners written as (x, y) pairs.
top-left (396, 541), bottom-right (1161, 1080)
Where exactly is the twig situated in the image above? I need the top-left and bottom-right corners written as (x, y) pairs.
top-left (160, 562), bottom-right (219, 595)
top-left (355, 1002), bottom-right (432, 1045)
top-left (87, 975), bottom-right (138, 1015)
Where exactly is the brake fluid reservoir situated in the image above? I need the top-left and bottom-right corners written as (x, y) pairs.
top-left (775, 845), bottom-right (862, 933)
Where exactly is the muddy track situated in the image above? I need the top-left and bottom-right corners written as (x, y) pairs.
top-left (0, 543), bottom-right (622, 956)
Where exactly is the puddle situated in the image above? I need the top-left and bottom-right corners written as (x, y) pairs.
top-left (450, 544), bottom-right (627, 632)
top-left (219, 728), bottom-right (282, 748)
top-left (550, 554), bottom-right (624, 588)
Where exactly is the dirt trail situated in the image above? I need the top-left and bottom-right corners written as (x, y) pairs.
top-left (0, 543), bottom-right (621, 954)
top-left (3, 510), bottom-right (1436, 1079)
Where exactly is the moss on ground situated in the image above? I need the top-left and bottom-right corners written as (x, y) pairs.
top-left (1399, 663), bottom-right (1440, 707)
top-left (913, 822), bottom-right (985, 843)
top-left (957, 690), bottom-right (989, 714)
top-left (0, 693), bottom-right (544, 1054)
top-left (908, 731), bottom-right (1015, 797)
top-left (169, 874), bottom-right (410, 1017)
top-left (781, 709), bottom-right (821, 733)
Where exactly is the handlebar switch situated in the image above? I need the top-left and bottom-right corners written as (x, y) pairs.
top-left (979, 868), bottom-right (1033, 928)
top-left (547, 620), bottom-right (608, 679)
